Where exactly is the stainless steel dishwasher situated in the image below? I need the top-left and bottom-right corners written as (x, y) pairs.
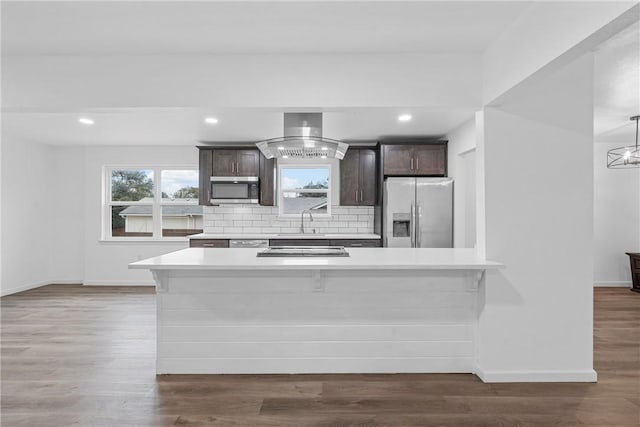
top-left (229, 239), bottom-right (269, 249)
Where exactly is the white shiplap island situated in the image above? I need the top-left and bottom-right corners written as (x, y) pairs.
top-left (130, 248), bottom-right (502, 377)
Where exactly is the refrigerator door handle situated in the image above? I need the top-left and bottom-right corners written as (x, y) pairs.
top-left (416, 205), bottom-right (422, 247)
top-left (410, 204), bottom-right (415, 247)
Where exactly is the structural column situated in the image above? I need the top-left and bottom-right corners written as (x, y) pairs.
top-left (476, 53), bottom-right (596, 382)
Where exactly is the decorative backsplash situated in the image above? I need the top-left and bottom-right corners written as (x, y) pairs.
top-left (203, 205), bottom-right (374, 234)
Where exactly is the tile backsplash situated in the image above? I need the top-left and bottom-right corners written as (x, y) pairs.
top-left (203, 204), bottom-right (374, 234)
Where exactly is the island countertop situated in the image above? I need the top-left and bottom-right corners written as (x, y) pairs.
top-left (129, 247), bottom-right (503, 271)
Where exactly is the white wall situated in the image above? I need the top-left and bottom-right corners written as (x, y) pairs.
top-left (594, 142), bottom-right (640, 285)
top-left (447, 119), bottom-right (477, 248)
top-left (50, 147), bottom-right (85, 282)
top-left (0, 136), bottom-right (55, 295)
top-left (82, 145), bottom-right (197, 285)
top-left (4, 54), bottom-right (482, 111)
top-left (477, 54), bottom-right (596, 382)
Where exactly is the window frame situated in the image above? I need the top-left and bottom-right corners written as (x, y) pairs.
top-left (277, 163), bottom-right (332, 218)
top-left (102, 165), bottom-right (202, 242)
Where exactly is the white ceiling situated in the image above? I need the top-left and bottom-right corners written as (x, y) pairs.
top-left (1, 108), bottom-right (475, 146)
top-left (1, 1), bottom-right (529, 55)
top-left (1, 1), bottom-right (637, 146)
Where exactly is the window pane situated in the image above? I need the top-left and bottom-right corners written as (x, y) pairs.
top-left (111, 170), bottom-right (154, 202)
top-left (111, 205), bottom-right (153, 237)
top-left (281, 167), bottom-right (329, 190)
top-left (161, 170), bottom-right (199, 201)
top-left (161, 204), bottom-right (204, 237)
top-left (281, 192), bottom-right (328, 215)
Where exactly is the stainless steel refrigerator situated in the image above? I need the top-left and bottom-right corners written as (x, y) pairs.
top-left (383, 177), bottom-right (453, 248)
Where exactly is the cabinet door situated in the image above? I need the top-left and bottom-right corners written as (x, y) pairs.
top-left (413, 145), bottom-right (446, 176)
top-left (383, 145), bottom-right (414, 175)
top-left (340, 149), bottom-right (360, 206)
top-left (190, 239), bottom-right (229, 248)
top-left (259, 154), bottom-right (275, 206)
top-left (212, 150), bottom-right (236, 176)
top-left (331, 239), bottom-right (381, 247)
top-left (198, 149), bottom-right (213, 206)
top-left (236, 149), bottom-right (260, 176)
top-left (269, 239), bottom-right (332, 247)
top-left (358, 149), bottom-right (377, 205)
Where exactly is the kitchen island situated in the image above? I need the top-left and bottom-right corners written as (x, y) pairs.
top-left (130, 248), bottom-right (502, 377)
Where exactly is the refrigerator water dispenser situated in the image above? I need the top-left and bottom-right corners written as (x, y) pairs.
top-left (392, 213), bottom-right (411, 237)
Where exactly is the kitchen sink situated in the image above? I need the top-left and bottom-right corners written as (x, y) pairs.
top-left (257, 246), bottom-right (349, 257)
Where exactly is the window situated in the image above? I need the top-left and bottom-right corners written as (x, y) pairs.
top-left (278, 165), bottom-right (331, 216)
top-left (105, 167), bottom-right (203, 240)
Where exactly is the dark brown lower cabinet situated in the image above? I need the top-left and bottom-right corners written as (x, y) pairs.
top-left (190, 239), bottom-right (229, 248)
top-left (331, 239), bottom-right (382, 247)
top-left (269, 239), bottom-right (381, 247)
top-left (269, 239), bottom-right (332, 247)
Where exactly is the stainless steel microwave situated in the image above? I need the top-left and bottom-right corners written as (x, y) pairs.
top-left (210, 176), bottom-right (259, 204)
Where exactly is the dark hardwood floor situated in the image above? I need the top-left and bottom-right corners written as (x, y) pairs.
top-left (1, 285), bottom-right (638, 426)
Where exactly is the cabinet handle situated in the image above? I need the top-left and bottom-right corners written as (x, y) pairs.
top-left (351, 243), bottom-right (363, 247)
top-left (416, 158), bottom-right (419, 170)
top-left (355, 191), bottom-right (358, 201)
top-left (231, 163), bottom-right (234, 173)
top-left (236, 162), bottom-right (239, 174)
top-left (410, 158), bottom-right (414, 170)
top-left (360, 190), bottom-right (363, 201)
top-left (202, 243), bottom-right (215, 247)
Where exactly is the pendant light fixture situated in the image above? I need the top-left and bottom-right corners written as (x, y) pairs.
top-left (607, 115), bottom-right (640, 168)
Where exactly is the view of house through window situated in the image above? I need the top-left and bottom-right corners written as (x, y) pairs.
top-left (107, 168), bottom-right (202, 238)
top-left (279, 166), bottom-right (330, 216)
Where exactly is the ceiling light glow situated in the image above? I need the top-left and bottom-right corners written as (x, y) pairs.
top-left (398, 114), bottom-right (412, 122)
top-left (78, 117), bottom-right (94, 125)
top-left (204, 117), bottom-right (219, 124)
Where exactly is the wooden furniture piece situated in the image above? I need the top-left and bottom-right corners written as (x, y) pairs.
top-left (198, 147), bottom-right (273, 206)
top-left (259, 155), bottom-right (275, 206)
top-left (340, 148), bottom-right (377, 206)
top-left (382, 142), bottom-right (447, 176)
top-left (626, 252), bottom-right (640, 293)
top-left (212, 149), bottom-right (259, 177)
top-left (189, 237), bottom-right (382, 248)
top-left (268, 238), bottom-right (382, 247)
top-left (189, 239), bottom-right (230, 248)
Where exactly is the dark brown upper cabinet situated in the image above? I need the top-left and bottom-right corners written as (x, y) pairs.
top-left (382, 143), bottom-right (447, 176)
top-left (259, 155), bottom-right (275, 206)
top-left (198, 147), bottom-right (271, 206)
top-left (212, 149), bottom-right (259, 177)
top-left (198, 148), bottom-right (213, 206)
top-left (340, 148), bottom-right (377, 206)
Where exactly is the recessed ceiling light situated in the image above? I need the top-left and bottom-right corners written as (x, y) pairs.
top-left (321, 146), bottom-right (328, 151)
top-left (321, 155), bottom-right (327, 159)
top-left (282, 155), bottom-right (289, 159)
top-left (204, 117), bottom-right (219, 124)
top-left (78, 117), bottom-right (94, 125)
top-left (277, 146), bottom-right (285, 150)
top-left (398, 114), bottom-right (412, 122)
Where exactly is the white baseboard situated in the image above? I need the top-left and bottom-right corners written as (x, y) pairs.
top-left (594, 281), bottom-right (631, 287)
top-left (83, 280), bottom-right (155, 287)
top-left (475, 367), bottom-right (597, 383)
top-left (1, 280), bottom-right (85, 296)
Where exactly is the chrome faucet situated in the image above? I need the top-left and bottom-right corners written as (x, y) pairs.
top-left (300, 209), bottom-right (314, 234)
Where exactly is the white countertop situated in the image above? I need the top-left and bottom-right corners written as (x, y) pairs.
top-left (129, 248), bottom-right (503, 271)
top-left (188, 233), bottom-right (381, 240)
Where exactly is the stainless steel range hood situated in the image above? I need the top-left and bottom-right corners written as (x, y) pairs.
top-left (256, 113), bottom-right (349, 160)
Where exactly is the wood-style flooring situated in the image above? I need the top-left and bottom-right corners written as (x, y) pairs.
top-left (1, 285), bottom-right (638, 426)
